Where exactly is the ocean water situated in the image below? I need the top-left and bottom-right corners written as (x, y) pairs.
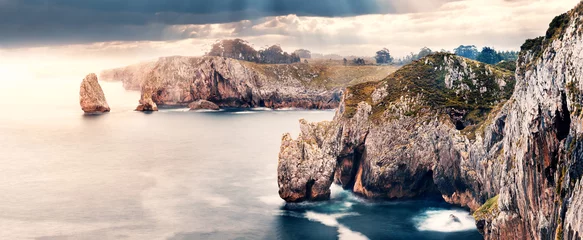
top-left (0, 77), bottom-right (482, 240)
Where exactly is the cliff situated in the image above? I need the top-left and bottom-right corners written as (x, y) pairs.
top-left (100, 57), bottom-right (397, 110)
top-left (79, 73), bottom-right (110, 113)
top-left (277, 4), bottom-right (583, 238)
top-left (278, 53), bottom-right (515, 205)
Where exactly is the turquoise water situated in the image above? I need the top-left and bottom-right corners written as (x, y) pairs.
top-left (0, 79), bottom-right (482, 239)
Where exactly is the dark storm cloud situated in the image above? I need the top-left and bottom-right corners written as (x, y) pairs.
top-left (0, 0), bottom-right (457, 47)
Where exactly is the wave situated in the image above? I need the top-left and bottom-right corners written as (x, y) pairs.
top-left (305, 211), bottom-right (368, 240)
top-left (158, 108), bottom-right (190, 112)
top-left (413, 209), bottom-right (477, 232)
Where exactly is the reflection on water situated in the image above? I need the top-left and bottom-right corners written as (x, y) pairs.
top-left (0, 79), bottom-right (482, 240)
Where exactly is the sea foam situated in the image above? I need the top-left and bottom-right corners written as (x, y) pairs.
top-left (414, 209), bottom-right (477, 232)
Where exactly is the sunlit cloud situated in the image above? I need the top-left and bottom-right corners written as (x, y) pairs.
top-left (0, 0), bottom-right (578, 78)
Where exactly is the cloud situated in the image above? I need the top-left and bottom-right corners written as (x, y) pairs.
top-left (0, 0), bottom-right (579, 79)
top-left (0, 0), bottom-right (458, 47)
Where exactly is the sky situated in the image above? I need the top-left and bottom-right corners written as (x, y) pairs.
top-left (0, 0), bottom-right (580, 77)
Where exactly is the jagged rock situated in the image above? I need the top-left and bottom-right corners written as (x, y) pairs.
top-left (450, 214), bottom-right (461, 223)
top-left (277, 2), bottom-right (583, 239)
top-left (188, 100), bottom-right (220, 111)
top-left (136, 98), bottom-right (158, 111)
top-left (79, 73), bottom-right (110, 113)
top-left (100, 61), bottom-right (155, 91)
top-left (279, 53), bottom-right (514, 203)
top-left (102, 56), bottom-right (396, 110)
top-left (278, 119), bottom-right (342, 202)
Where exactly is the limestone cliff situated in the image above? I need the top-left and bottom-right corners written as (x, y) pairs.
top-left (101, 56), bottom-right (397, 111)
top-left (278, 4), bottom-right (583, 238)
top-left (79, 73), bottom-right (110, 113)
top-left (278, 52), bottom-right (514, 202)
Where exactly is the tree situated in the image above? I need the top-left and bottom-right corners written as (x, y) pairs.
top-left (258, 45), bottom-right (300, 64)
top-left (207, 39), bottom-right (259, 62)
top-left (498, 51), bottom-right (519, 62)
top-left (352, 58), bottom-right (366, 65)
top-left (417, 47), bottom-right (433, 59)
top-left (476, 47), bottom-right (502, 65)
top-left (375, 48), bottom-right (393, 65)
top-left (454, 45), bottom-right (479, 59)
top-left (294, 49), bottom-right (312, 59)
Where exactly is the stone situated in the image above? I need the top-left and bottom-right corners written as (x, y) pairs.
top-left (101, 56), bottom-right (395, 111)
top-left (79, 73), bottom-right (110, 113)
top-left (188, 100), bottom-right (220, 110)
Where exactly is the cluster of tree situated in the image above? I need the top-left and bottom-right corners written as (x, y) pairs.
top-left (352, 58), bottom-right (366, 65)
top-left (207, 39), bottom-right (300, 64)
top-left (375, 48), bottom-right (393, 64)
top-left (374, 45), bottom-right (518, 66)
top-left (454, 45), bottom-right (518, 65)
top-left (259, 45), bottom-right (301, 64)
top-left (392, 47), bottom-right (434, 65)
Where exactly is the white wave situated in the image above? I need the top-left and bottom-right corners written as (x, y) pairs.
top-left (274, 107), bottom-right (299, 111)
top-left (338, 225), bottom-right (369, 240)
top-left (250, 107), bottom-right (274, 111)
top-left (414, 209), bottom-right (477, 232)
top-left (190, 109), bottom-right (222, 113)
top-left (159, 108), bottom-right (190, 112)
top-left (305, 211), bottom-right (368, 240)
top-left (231, 111), bottom-right (256, 114)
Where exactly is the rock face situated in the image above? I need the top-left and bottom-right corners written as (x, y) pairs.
top-left (79, 73), bottom-right (110, 113)
top-left (100, 61), bottom-right (155, 91)
top-left (102, 56), bottom-right (397, 111)
top-left (278, 53), bottom-right (515, 206)
top-left (277, 4), bottom-right (583, 238)
top-left (189, 100), bottom-right (220, 110)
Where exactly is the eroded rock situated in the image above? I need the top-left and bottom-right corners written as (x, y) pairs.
top-left (189, 100), bottom-right (220, 111)
top-left (79, 73), bottom-right (110, 113)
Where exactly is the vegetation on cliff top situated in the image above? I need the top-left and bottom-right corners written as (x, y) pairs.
top-left (241, 59), bottom-right (399, 90)
top-left (343, 53), bottom-right (515, 128)
top-left (473, 195), bottom-right (499, 221)
top-left (519, 3), bottom-right (582, 69)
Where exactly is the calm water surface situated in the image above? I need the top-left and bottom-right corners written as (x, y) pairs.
top-left (0, 78), bottom-right (482, 239)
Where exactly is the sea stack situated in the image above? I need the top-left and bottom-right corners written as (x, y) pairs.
top-left (79, 73), bottom-right (110, 113)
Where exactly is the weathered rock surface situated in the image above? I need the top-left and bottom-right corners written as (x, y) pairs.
top-left (79, 73), bottom-right (110, 113)
top-left (188, 100), bottom-right (220, 110)
top-left (278, 53), bottom-right (514, 205)
top-left (102, 56), bottom-right (397, 111)
top-left (277, 3), bottom-right (583, 240)
top-left (100, 61), bottom-right (155, 91)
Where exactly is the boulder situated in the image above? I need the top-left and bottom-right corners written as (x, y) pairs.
top-left (79, 73), bottom-right (110, 113)
top-left (189, 100), bottom-right (220, 110)
top-left (135, 98), bottom-right (158, 111)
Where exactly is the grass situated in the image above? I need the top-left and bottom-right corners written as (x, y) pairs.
top-left (242, 60), bottom-right (398, 90)
top-left (342, 53), bottom-right (515, 128)
top-left (473, 195), bottom-right (499, 220)
top-left (519, 6), bottom-right (580, 72)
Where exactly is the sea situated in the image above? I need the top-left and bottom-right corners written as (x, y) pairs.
top-left (0, 76), bottom-right (482, 240)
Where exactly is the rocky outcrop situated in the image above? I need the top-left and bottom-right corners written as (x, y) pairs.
top-left (102, 56), bottom-right (397, 111)
top-left (79, 73), bottom-right (110, 113)
top-left (100, 61), bottom-right (155, 91)
top-left (278, 53), bottom-right (514, 204)
top-left (189, 100), bottom-right (220, 110)
top-left (277, 3), bottom-right (583, 239)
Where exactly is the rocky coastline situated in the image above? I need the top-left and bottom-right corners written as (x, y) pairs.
top-left (277, 3), bottom-right (583, 239)
top-left (101, 56), bottom-right (396, 112)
